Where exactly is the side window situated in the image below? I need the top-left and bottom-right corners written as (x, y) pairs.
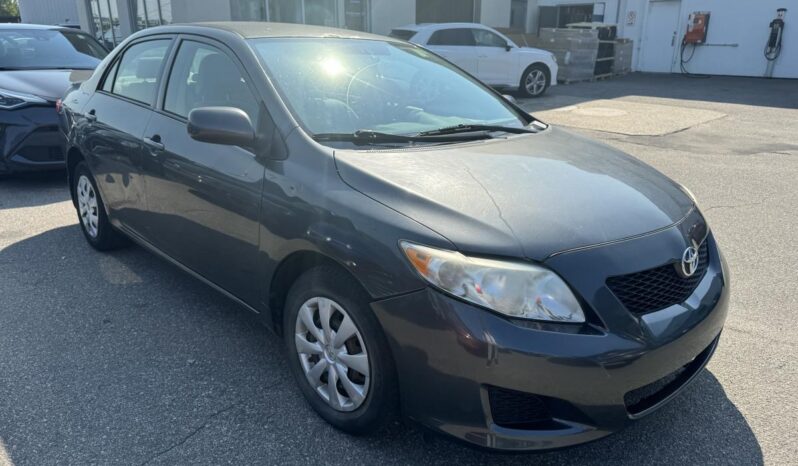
top-left (472, 29), bottom-right (508, 48)
top-left (163, 40), bottom-right (259, 125)
top-left (110, 39), bottom-right (171, 105)
top-left (100, 59), bottom-right (119, 92)
top-left (428, 28), bottom-right (476, 46)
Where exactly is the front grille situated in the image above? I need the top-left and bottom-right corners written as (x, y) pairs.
top-left (607, 241), bottom-right (709, 315)
top-left (487, 385), bottom-right (552, 429)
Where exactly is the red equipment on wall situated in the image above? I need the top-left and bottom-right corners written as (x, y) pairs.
top-left (684, 11), bottom-right (711, 44)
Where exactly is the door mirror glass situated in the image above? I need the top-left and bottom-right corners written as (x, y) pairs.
top-left (187, 106), bottom-right (255, 147)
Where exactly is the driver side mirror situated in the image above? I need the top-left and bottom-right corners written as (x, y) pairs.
top-left (187, 106), bottom-right (255, 147)
top-left (505, 42), bottom-right (513, 51)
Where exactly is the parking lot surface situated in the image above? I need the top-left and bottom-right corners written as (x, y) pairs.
top-left (1, 73), bottom-right (797, 465)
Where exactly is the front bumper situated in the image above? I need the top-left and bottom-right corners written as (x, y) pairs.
top-left (372, 230), bottom-right (729, 451)
top-left (0, 105), bottom-right (65, 174)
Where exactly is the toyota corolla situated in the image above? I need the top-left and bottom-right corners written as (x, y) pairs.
top-left (61, 23), bottom-right (729, 451)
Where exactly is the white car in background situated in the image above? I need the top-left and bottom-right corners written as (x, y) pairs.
top-left (390, 23), bottom-right (558, 97)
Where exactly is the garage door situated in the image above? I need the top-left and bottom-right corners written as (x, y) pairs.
top-left (416, 0), bottom-right (475, 23)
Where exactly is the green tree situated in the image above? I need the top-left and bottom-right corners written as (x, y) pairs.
top-left (0, 0), bottom-right (19, 17)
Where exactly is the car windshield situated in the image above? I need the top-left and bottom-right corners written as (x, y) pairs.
top-left (0, 29), bottom-right (107, 70)
top-left (248, 38), bottom-right (527, 142)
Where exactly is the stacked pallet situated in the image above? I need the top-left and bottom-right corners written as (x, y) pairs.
top-left (614, 38), bottom-right (633, 75)
top-left (536, 28), bottom-right (599, 83)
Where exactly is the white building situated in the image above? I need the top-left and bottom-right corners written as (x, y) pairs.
top-left (17, 0), bottom-right (796, 78)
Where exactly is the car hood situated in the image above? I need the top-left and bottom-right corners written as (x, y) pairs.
top-left (0, 69), bottom-right (93, 101)
top-left (334, 126), bottom-right (694, 261)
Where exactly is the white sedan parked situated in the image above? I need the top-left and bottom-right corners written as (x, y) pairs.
top-left (390, 23), bottom-right (558, 97)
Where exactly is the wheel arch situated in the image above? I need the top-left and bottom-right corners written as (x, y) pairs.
top-left (520, 61), bottom-right (552, 86)
top-left (66, 146), bottom-right (86, 208)
top-left (267, 250), bottom-right (369, 336)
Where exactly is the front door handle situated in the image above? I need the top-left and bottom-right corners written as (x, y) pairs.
top-left (143, 135), bottom-right (165, 153)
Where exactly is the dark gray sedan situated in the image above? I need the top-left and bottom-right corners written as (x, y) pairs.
top-left (61, 22), bottom-right (729, 451)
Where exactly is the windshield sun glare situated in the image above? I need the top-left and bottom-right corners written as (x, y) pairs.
top-left (249, 38), bottom-right (527, 145)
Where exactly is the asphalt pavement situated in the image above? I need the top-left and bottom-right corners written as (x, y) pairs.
top-left (1, 73), bottom-right (797, 465)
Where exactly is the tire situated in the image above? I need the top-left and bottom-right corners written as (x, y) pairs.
top-left (519, 64), bottom-right (550, 98)
top-left (72, 162), bottom-right (128, 251)
top-left (283, 266), bottom-right (398, 434)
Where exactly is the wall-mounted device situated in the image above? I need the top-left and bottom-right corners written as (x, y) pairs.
top-left (765, 8), bottom-right (787, 77)
top-left (680, 11), bottom-right (711, 75)
top-left (684, 11), bottom-right (711, 45)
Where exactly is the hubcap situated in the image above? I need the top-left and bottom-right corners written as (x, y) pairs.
top-left (76, 175), bottom-right (99, 238)
top-left (294, 297), bottom-right (370, 412)
top-left (525, 70), bottom-right (547, 95)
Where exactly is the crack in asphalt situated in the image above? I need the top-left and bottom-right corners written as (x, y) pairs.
top-left (138, 403), bottom-right (238, 466)
top-left (137, 379), bottom-right (287, 465)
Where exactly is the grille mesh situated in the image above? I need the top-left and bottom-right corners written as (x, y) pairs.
top-left (607, 241), bottom-right (709, 315)
top-left (487, 386), bottom-right (551, 429)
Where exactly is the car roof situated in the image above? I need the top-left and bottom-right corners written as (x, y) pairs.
top-left (393, 22), bottom-right (494, 32)
top-left (141, 21), bottom-right (400, 42)
top-left (0, 23), bottom-right (75, 31)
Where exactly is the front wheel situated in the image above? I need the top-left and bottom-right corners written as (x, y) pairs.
top-left (519, 64), bottom-right (550, 98)
top-left (283, 266), bottom-right (397, 434)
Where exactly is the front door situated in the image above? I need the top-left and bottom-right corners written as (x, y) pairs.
top-left (471, 28), bottom-right (513, 85)
top-left (83, 38), bottom-right (172, 234)
top-left (638, 0), bottom-right (682, 73)
top-left (141, 38), bottom-right (265, 306)
top-left (425, 28), bottom-right (479, 75)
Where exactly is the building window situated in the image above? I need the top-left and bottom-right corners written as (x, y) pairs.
top-left (133, 0), bottom-right (172, 31)
top-left (267, 0), bottom-right (301, 23)
top-left (228, 0), bottom-right (366, 31)
top-left (343, 0), bottom-right (368, 31)
top-left (303, 0), bottom-right (337, 27)
top-left (231, 0), bottom-right (268, 20)
top-left (88, 0), bottom-right (121, 49)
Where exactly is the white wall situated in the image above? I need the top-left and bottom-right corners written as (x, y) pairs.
top-left (480, 0), bottom-right (512, 28)
top-left (627, 0), bottom-right (796, 78)
top-left (19, 0), bottom-right (81, 26)
top-left (370, 0), bottom-right (415, 35)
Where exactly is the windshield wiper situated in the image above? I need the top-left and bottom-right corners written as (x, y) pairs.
top-left (416, 124), bottom-right (537, 137)
top-left (313, 129), bottom-right (491, 145)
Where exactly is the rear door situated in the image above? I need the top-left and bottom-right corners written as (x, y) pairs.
top-left (424, 28), bottom-right (478, 75)
top-left (82, 37), bottom-right (173, 234)
top-left (471, 28), bottom-right (514, 85)
top-left (140, 36), bottom-right (266, 305)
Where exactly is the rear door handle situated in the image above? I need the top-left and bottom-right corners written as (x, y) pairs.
top-left (143, 135), bottom-right (165, 152)
top-left (86, 109), bottom-right (96, 122)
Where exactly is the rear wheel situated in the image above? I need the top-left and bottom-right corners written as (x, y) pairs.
top-left (283, 266), bottom-right (397, 433)
top-left (519, 64), bottom-right (550, 98)
top-left (72, 162), bottom-right (128, 251)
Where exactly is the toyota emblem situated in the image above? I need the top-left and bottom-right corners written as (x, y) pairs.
top-left (680, 246), bottom-right (700, 277)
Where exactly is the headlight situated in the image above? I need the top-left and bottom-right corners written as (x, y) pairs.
top-left (0, 89), bottom-right (47, 110)
top-left (400, 241), bottom-right (585, 323)
top-left (550, 52), bottom-right (558, 64)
